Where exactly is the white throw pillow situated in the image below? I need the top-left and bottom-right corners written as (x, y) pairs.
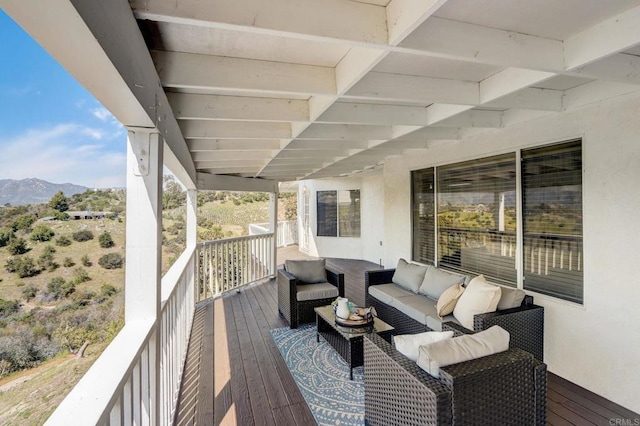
top-left (452, 275), bottom-right (501, 330)
top-left (436, 284), bottom-right (465, 317)
top-left (416, 325), bottom-right (510, 378)
top-left (393, 331), bottom-right (454, 362)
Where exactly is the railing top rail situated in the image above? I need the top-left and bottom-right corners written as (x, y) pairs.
top-left (197, 232), bottom-right (275, 247)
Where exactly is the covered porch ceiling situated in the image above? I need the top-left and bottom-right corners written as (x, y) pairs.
top-left (5, 0), bottom-right (640, 187)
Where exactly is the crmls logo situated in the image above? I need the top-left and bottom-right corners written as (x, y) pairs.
top-left (610, 419), bottom-right (640, 426)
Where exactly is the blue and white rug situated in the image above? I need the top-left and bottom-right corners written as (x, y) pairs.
top-left (270, 324), bottom-right (364, 426)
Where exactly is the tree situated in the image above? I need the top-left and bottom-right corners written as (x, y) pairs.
top-left (8, 237), bottom-right (28, 255)
top-left (98, 231), bottom-right (114, 248)
top-left (30, 224), bottom-right (55, 242)
top-left (72, 230), bottom-right (94, 242)
top-left (48, 191), bottom-right (69, 212)
top-left (12, 214), bottom-right (36, 231)
top-left (162, 175), bottom-right (186, 210)
top-left (98, 253), bottom-right (124, 269)
top-left (0, 227), bottom-right (14, 247)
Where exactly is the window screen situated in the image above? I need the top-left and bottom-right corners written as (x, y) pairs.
top-left (317, 190), bottom-right (360, 237)
top-left (522, 140), bottom-right (583, 303)
top-left (317, 191), bottom-right (337, 237)
top-left (437, 153), bottom-right (517, 286)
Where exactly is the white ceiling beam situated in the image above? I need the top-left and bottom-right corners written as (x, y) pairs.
top-left (131, 0), bottom-right (388, 45)
top-left (197, 172), bottom-right (278, 192)
top-left (391, 126), bottom-right (461, 141)
top-left (192, 151), bottom-right (273, 161)
top-left (187, 139), bottom-right (282, 151)
top-left (484, 88), bottom-right (563, 111)
top-left (195, 159), bottom-right (267, 167)
top-left (296, 124), bottom-right (393, 140)
top-left (180, 121), bottom-right (291, 139)
top-left (346, 72), bottom-right (479, 105)
top-left (386, 0), bottom-right (449, 45)
top-left (317, 102), bottom-right (428, 126)
top-left (434, 110), bottom-right (503, 128)
top-left (197, 167), bottom-right (261, 174)
top-left (563, 81), bottom-right (640, 111)
top-left (400, 16), bottom-right (564, 71)
top-left (167, 93), bottom-right (309, 121)
top-left (569, 53), bottom-right (640, 86)
top-left (153, 51), bottom-right (336, 95)
top-left (501, 109), bottom-right (555, 128)
top-left (564, 5), bottom-right (640, 70)
top-left (285, 140), bottom-right (370, 150)
top-left (275, 149), bottom-right (350, 159)
top-left (426, 104), bottom-right (474, 125)
top-left (479, 68), bottom-right (555, 104)
top-left (3, 0), bottom-right (197, 188)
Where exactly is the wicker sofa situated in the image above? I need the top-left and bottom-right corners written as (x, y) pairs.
top-left (363, 326), bottom-right (547, 426)
top-left (365, 267), bottom-right (544, 360)
top-left (277, 259), bottom-right (345, 329)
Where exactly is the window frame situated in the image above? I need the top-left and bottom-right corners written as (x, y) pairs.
top-left (316, 189), bottom-right (361, 238)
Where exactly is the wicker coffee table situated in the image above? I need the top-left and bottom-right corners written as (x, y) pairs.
top-left (314, 305), bottom-right (394, 380)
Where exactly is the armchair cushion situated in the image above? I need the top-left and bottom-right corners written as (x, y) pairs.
top-left (285, 258), bottom-right (327, 283)
top-left (417, 325), bottom-right (509, 378)
top-left (453, 275), bottom-right (501, 330)
top-left (393, 330), bottom-right (454, 362)
top-left (498, 286), bottom-right (527, 310)
top-left (296, 282), bottom-right (339, 301)
top-left (392, 258), bottom-right (427, 293)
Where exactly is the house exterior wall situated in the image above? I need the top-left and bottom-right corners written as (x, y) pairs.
top-left (383, 91), bottom-right (640, 413)
top-left (297, 174), bottom-right (384, 265)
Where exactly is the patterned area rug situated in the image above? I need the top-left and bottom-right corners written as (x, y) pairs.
top-left (270, 324), bottom-right (365, 426)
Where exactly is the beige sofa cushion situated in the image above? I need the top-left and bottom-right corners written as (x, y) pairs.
top-left (416, 325), bottom-right (510, 378)
top-left (393, 331), bottom-right (454, 362)
top-left (368, 283), bottom-right (414, 307)
top-left (498, 286), bottom-right (526, 310)
top-left (392, 258), bottom-right (428, 293)
top-left (418, 266), bottom-right (467, 299)
top-left (453, 275), bottom-right (501, 330)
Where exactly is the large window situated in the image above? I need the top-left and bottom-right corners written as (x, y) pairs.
top-left (522, 140), bottom-right (583, 303)
top-left (411, 140), bottom-right (583, 303)
top-left (437, 154), bottom-right (517, 285)
top-left (317, 190), bottom-right (361, 237)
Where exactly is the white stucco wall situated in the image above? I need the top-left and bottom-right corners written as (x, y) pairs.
top-left (297, 173), bottom-right (384, 264)
top-left (383, 91), bottom-right (640, 413)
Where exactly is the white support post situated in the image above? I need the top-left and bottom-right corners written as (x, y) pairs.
top-left (186, 189), bottom-right (198, 249)
top-left (125, 128), bottom-right (162, 425)
top-left (270, 191), bottom-right (279, 275)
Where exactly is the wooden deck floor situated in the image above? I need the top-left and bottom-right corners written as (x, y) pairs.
top-left (175, 247), bottom-right (638, 426)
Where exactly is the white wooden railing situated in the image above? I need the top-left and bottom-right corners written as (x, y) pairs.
top-left (46, 247), bottom-right (197, 426)
top-left (196, 233), bottom-right (275, 302)
top-left (249, 220), bottom-right (298, 247)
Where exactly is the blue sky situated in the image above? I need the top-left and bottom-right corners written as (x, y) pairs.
top-left (0, 10), bottom-right (127, 188)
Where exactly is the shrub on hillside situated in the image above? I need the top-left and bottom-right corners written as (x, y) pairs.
top-left (56, 235), bottom-right (72, 246)
top-left (0, 227), bottom-right (14, 247)
top-left (0, 299), bottom-right (19, 318)
top-left (81, 254), bottom-right (92, 267)
top-left (5, 256), bottom-right (39, 278)
top-left (45, 277), bottom-right (76, 300)
top-left (63, 257), bottom-right (75, 267)
top-left (21, 284), bottom-right (39, 302)
top-left (72, 230), bottom-right (94, 242)
top-left (30, 224), bottom-right (55, 242)
top-left (8, 237), bottom-right (28, 255)
top-left (12, 214), bottom-right (36, 231)
top-left (98, 231), bottom-right (114, 248)
top-left (37, 246), bottom-right (59, 272)
top-left (98, 253), bottom-right (124, 269)
top-left (73, 267), bottom-right (91, 283)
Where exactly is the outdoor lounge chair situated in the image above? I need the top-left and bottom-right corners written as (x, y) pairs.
top-left (363, 326), bottom-right (547, 426)
top-left (277, 259), bottom-right (345, 328)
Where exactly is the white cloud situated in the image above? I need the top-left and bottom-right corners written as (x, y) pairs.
top-left (91, 107), bottom-right (112, 122)
top-left (0, 124), bottom-right (127, 188)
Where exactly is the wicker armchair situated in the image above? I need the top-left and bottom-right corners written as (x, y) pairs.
top-left (363, 331), bottom-right (547, 426)
top-left (365, 268), bottom-right (545, 360)
top-left (277, 267), bottom-right (344, 329)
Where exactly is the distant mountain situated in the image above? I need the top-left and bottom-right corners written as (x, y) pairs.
top-left (0, 178), bottom-right (89, 206)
